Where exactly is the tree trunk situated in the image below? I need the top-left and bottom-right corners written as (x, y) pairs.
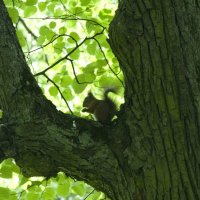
top-left (108, 0), bottom-right (200, 199)
top-left (0, 0), bottom-right (200, 200)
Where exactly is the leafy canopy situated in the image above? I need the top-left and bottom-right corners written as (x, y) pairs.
top-left (5, 0), bottom-right (124, 115)
top-left (2, 0), bottom-right (124, 199)
top-left (0, 159), bottom-right (106, 200)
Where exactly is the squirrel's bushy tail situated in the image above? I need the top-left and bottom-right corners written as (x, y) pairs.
top-left (103, 87), bottom-right (117, 99)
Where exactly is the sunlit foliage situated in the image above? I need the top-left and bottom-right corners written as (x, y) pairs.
top-left (5, 0), bottom-right (123, 115)
top-left (0, 159), bottom-right (106, 199)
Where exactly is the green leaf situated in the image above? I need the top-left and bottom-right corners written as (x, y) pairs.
top-left (10, 163), bottom-right (20, 174)
top-left (26, 0), bottom-right (37, 6)
top-left (96, 59), bottom-right (107, 67)
top-left (42, 187), bottom-right (56, 200)
top-left (86, 21), bottom-right (94, 34)
top-left (0, 110), bottom-right (3, 118)
top-left (99, 9), bottom-right (113, 21)
top-left (103, 8), bottom-right (112, 14)
top-left (8, 193), bottom-right (18, 200)
top-left (57, 182), bottom-right (70, 197)
top-left (37, 35), bottom-right (45, 45)
top-left (24, 6), bottom-right (37, 17)
top-left (72, 74), bottom-right (89, 94)
top-left (47, 3), bottom-right (56, 12)
top-left (57, 172), bottom-right (67, 183)
top-left (52, 74), bottom-right (61, 83)
top-left (63, 88), bottom-right (73, 101)
top-left (38, 2), bottom-right (47, 11)
top-left (46, 30), bottom-right (56, 41)
top-left (57, 36), bottom-right (64, 43)
top-left (59, 27), bottom-right (67, 35)
top-left (73, 7), bottom-right (83, 14)
top-left (0, 165), bottom-right (13, 178)
top-left (86, 191), bottom-right (101, 200)
top-left (18, 176), bottom-right (29, 187)
top-left (31, 181), bottom-right (42, 186)
top-left (67, 37), bottom-right (75, 44)
top-left (87, 42), bottom-right (98, 55)
top-left (39, 26), bottom-right (50, 35)
top-left (7, 7), bottom-right (19, 23)
top-left (49, 21), bottom-right (56, 29)
top-left (97, 35), bottom-right (110, 48)
top-left (53, 42), bottom-right (65, 53)
top-left (76, 74), bottom-right (86, 83)
top-left (82, 62), bottom-right (96, 73)
top-left (2, 159), bottom-right (13, 165)
top-left (16, 30), bottom-right (26, 47)
top-left (3, 0), bottom-right (13, 6)
top-left (0, 187), bottom-right (10, 199)
top-left (49, 86), bottom-right (58, 96)
top-left (27, 192), bottom-right (40, 200)
top-left (39, 26), bottom-right (56, 41)
top-left (80, 0), bottom-right (91, 6)
top-left (72, 80), bottom-right (87, 94)
top-left (67, 48), bottom-right (80, 60)
top-left (55, 8), bottom-right (63, 17)
top-left (82, 60), bottom-right (106, 74)
top-left (72, 183), bottom-right (85, 197)
top-left (97, 75), bottom-right (122, 88)
top-left (70, 32), bottom-right (80, 41)
top-left (61, 75), bottom-right (72, 86)
top-left (85, 73), bottom-right (96, 82)
top-left (112, 57), bottom-right (119, 64)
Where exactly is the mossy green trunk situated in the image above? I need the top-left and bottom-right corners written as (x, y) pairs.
top-left (108, 0), bottom-right (200, 199)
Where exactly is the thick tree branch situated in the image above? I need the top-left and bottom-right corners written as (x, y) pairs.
top-left (0, 1), bottom-right (130, 199)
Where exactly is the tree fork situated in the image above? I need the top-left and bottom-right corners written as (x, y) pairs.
top-left (0, 0), bottom-right (200, 199)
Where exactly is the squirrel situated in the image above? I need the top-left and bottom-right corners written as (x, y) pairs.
top-left (82, 88), bottom-right (117, 123)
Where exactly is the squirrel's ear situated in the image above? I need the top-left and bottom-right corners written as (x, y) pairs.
top-left (88, 92), bottom-right (93, 96)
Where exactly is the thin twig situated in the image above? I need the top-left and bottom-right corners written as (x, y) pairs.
top-left (34, 29), bottom-right (105, 77)
top-left (24, 16), bottom-right (105, 30)
top-left (67, 58), bottom-right (92, 84)
top-left (19, 17), bottom-right (38, 40)
top-left (27, 34), bottom-right (78, 54)
top-left (83, 189), bottom-right (95, 200)
top-left (93, 38), bottom-right (124, 86)
top-left (43, 74), bottom-right (73, 114)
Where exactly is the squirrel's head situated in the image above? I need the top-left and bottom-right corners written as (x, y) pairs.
top-left (82, 92), bottom-right (96, 107)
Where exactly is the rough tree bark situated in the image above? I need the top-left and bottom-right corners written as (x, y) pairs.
top-left (0, 0), bottom-right (200, 199)
top-left (109, 0), bottom-right (200, 199)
